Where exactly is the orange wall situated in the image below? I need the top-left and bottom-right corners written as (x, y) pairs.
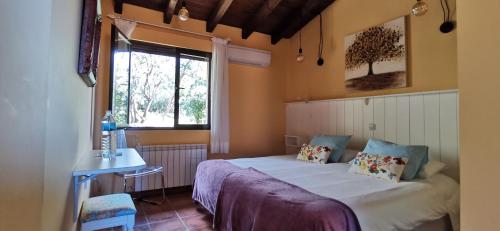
top-left (94, 1), bottom-right (288, 158)
top-left (96, 0), bottom-right (458, 158)
top-left (457, 0), bottom-right (500, 229)
top-left (285, 0), bottom-right (457, 101)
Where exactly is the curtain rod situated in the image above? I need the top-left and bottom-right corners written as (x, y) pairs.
top-left (106, 14), bottom-right (226, 41)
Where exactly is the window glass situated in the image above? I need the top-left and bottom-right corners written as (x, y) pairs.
top-left (128, 52), bottom-right (176, 127)
top-left (111, 51), bottom-right (130, 126)
top-left (179, 55), bottom-right (210, 125)
top-left (109, 36), bottom-right (211, 129)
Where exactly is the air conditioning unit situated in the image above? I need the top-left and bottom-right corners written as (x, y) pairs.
top-left (227, 45), bottom-right (271, 67)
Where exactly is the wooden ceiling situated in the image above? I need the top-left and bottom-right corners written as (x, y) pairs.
top-left (113, 0), bottom-right (335, 44)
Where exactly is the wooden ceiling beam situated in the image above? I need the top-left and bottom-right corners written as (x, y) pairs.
top-left (114, 0), bottom-right (124, 13)
top-left (206, 0), bottom-right (234, 32)
top-left (242, 0), bottom-right (283, 39)
top-left (271, 0), bottom-right (335, 44)
top-left (164, 0), bottom-right (179, 24)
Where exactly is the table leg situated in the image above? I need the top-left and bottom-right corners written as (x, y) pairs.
top-left (73, 175), bottom-right (79, 221)
top-left (73, 174), bottom-right (97, 222)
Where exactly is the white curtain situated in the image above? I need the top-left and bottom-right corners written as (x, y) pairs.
top-left (210, 38), bottom-right (230, 154)
top-left (113, 18), bottom-right (136, 39)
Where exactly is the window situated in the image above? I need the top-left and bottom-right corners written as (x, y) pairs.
top-left (110, 27), bottom-right (211, 129)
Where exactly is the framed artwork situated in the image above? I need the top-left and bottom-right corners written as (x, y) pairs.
top-left (78, 0), bottom-right (102, 87)
top-left (344, 16), bottom-right (407, 91)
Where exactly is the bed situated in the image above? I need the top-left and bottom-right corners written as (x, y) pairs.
top-left (232, 154), bottom-right (458, 230)
top-left (193, 153), bottom-right (459, 231)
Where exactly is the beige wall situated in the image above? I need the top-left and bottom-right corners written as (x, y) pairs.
top-left (41, 0), bottom-right (94, 230)
top-left (0, 0), bottom-right (93, 230)
top-left (0, 0), bottom-right (51, 230)
top-left (457, 0), bottom-right (500, 229)
top-left (285, 0), bottom-right (457, 101)
top-left (94, 1), bottom-right (289, 158)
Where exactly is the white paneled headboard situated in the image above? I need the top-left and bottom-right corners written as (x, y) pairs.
top-left (286, 90), bottom-right (459, 181)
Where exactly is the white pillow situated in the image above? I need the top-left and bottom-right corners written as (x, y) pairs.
top-left (348, 152), bottom-right (408, 183)
top-left (296, 144), bottom-right (332, 164)
top-left (419, 161), bottom-right (447, 178)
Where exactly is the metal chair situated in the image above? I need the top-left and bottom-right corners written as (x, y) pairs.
top-left (114, 130), bottom-right (166, 205)
top-left (116, 166), bottom-right (166, 205)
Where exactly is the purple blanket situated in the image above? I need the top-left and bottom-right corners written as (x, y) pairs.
top-left (193, 160), bottom-right (361, 231)
top-left (192, 160), bottom-right (242, 215)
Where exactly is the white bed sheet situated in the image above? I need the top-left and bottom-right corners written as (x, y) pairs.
top-left (228, 155), bottom-right (460, 231)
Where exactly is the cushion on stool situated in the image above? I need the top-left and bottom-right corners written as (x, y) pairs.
top-left (81, 193), bottom-right (136, 223)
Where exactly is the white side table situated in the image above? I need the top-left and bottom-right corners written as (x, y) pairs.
top-left (72, 148), bottom-right (146, 221)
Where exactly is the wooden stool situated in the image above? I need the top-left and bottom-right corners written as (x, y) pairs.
top-left (80, 193), bottom-right (136, 231)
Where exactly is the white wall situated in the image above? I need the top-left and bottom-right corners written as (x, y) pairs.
top-left (0, 0), bottom-right (94, 230)
top-left (0, 0), bottom-right (52, 230)
top-left (42, 0), bottom-right (94, 230)
top-left (286, 90), bottom-right (459, 181)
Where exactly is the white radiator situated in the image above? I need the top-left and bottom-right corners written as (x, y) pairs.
top-left (132, 144), bottom-right (207, 192)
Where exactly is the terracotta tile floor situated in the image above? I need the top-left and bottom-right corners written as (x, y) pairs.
top-left (103, 191), bottom-right (214, 231)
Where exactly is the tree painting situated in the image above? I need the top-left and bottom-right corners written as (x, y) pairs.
top-left (344, 17), bottom-right (407, 91)
top-left (346, 26), bottom-right (404, 75)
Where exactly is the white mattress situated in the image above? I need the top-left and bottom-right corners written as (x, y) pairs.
top-left (228, 155), bottom-right (460, 231)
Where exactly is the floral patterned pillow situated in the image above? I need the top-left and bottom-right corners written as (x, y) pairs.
top-left (297, 144), bottom-right (332, 164)
top-left (348, 152), bottom-right (408, 183)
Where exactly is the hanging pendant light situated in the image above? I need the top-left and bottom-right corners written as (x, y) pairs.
top-left (411, 0), bottom-right (429, 16)
top-left (317, 14), bottom-right (324, 66)
top-left (439, 0), bottom-right (455, 33)
top-left (178, 1), bottom-right (189, 21)
top-left (297, 31), bottom-right (304, 63)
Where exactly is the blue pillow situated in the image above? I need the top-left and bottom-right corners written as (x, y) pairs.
top-left (310, 135), bottom-right (351, 163)
top-left (362, 138), bottom-right (429, 180)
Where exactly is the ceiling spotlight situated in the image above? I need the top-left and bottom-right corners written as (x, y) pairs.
top-left (178, 1), bottom-right (189, 21)
top-left (297, 31), bottom-right (304, 63)
top-left (411, 0), bottom-right (429, 16)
